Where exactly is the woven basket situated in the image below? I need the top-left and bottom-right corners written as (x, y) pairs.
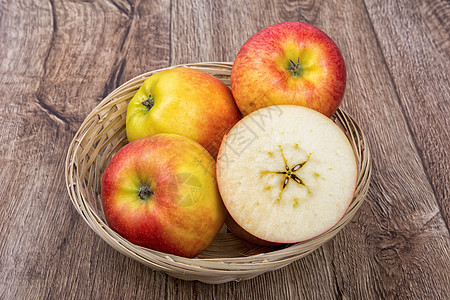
top-left (65, 62), bottom-right (372, 284)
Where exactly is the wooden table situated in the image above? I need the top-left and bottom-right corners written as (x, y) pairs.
top-left (1, 0), bottom-right (449, 298)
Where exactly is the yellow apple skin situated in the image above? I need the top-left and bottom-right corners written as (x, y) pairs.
top-left (231, 21), bottom-right (346, 117)
top-left (126, 67), bottom-right (242, 158)
top-left (101, 133), bottom-right (226, 258)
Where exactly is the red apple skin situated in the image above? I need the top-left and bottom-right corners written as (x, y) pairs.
top-left (225, 214), bottom-right (281, 247)
top-left (224, 200), bottom-right (354, 245)
top-left (101, 133), bottom-right (226, 258)
top-left (231, 21), bottom-right (346, 117)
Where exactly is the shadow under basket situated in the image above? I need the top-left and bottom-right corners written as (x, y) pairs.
top-left (65, 62), bottom-right (372, 284)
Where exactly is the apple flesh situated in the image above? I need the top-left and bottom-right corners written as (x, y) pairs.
top-left (216, 105), bottom-right (357, 244)
top-left (126, 67), bottom-right (242, 158)
top-left (101, 133), bottom-right (227, 257)
top-left (231, 21), bottom-right (346, 117)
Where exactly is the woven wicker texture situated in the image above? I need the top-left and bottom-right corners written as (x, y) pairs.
top-left (65, 62), bottom-right (372, 284)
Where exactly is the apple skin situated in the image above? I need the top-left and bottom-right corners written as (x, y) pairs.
top-left (126, 67), bottom-right (242, 158)
top-left (101, 133), bottom-right (227, 258)
top-left (231, 21), bottom-right (346, 117)
top-left (225, 214), bottom-right (280, 247)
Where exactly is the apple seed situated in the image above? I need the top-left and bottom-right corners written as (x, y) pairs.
top-left (262, 146), bottom-right (310, 193)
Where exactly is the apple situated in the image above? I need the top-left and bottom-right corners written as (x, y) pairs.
top-left (225, 214), bottom-right (280, 246)
top-left (101, 133), bottom-right (227, 257)
top-left (126, 67), bottom-right (241, 158)
top-left (231, 21), bottom-right (346, 117)
top-left (216, 105), bottom-right (357, 244)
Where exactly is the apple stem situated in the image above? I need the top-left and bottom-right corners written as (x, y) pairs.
top-left (138, 185), bottom-right (153, 200)
top-left (288, 58), bottom-right (303, 77)
top-left (141, 95), bottom-right (155, 111)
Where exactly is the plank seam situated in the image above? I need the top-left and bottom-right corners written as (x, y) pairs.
top-left (169, 0), bottom-right (173, 66)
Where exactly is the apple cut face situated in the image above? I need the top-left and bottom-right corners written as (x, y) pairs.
top-left (216, 105), bottom-right (358, 244)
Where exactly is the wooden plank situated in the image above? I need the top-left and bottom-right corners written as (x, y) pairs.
top-left (1, 0), bottom-right (449, 298)
top-left (318, 0), bottom-right (450, 298)
top-left (362, 0), bottom-right (450, 228)
top-left (0, 1), bottom-right (57, 298)
top-left (109, 0), bottom-right (172, 87)
top-left (168, 0), bottom-right (450, 298)
top-left (0, 0), bottom-right (171, 299)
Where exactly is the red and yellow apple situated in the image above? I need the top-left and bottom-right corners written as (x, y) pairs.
top-left (217, 105), bottom-right (357, 244)
top-left (126, 67), bottom-right (241, 158)
top-left (101, 133), bottom-right (227, 258)
top-left (231, 21), bottom-right (346, 117)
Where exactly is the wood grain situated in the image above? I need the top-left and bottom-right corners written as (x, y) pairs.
top-left (170, 0), bottom-right (450, 298)
top-left (318, 0), bottom-right (450, 298)
top-left (363, 0), bottom-right (450, 228)
top-left (0, 0), bottom-right (169, 299)
top-left (0, 0), bottom-right (449, 299)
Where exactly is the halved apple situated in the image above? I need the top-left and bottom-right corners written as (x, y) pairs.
top-left (216, 105), bottom-right (358, 244)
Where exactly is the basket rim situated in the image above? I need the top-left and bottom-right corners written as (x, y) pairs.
top-left (65, 62), bottom-right (372, 278)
